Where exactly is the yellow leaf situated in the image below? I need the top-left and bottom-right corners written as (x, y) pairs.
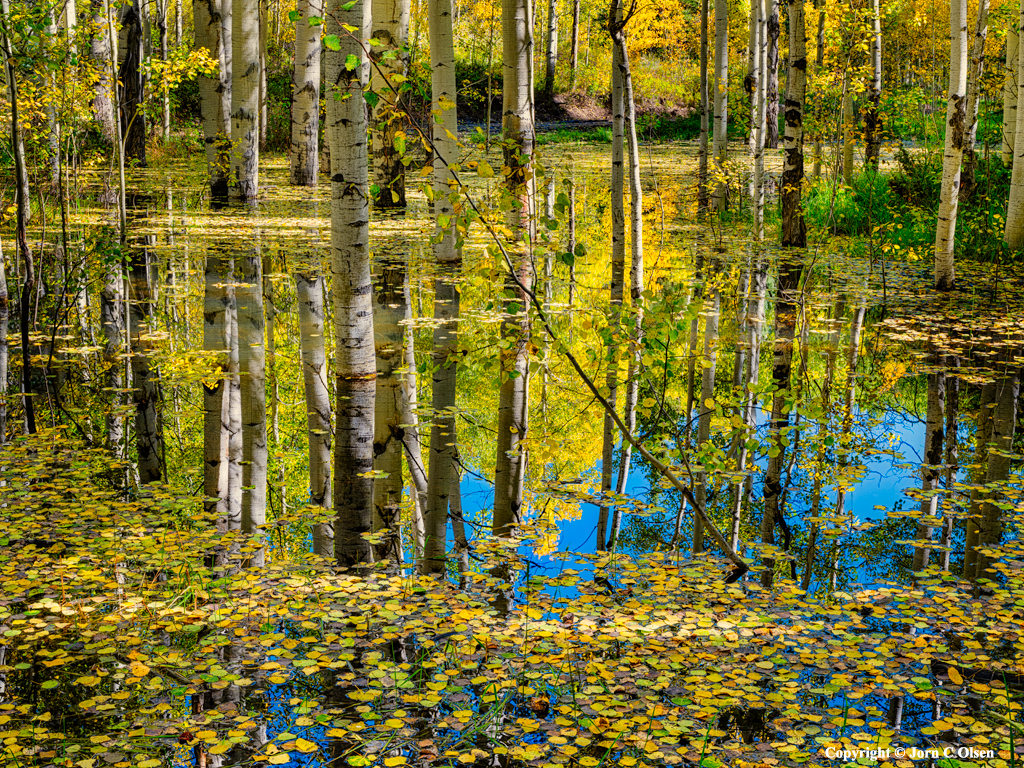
top-left (384, 758), bottom-right (407, 767)
top-left (947, 666), bottom-right (963, 685)
top-left (130, 661), bottom-right (151, 677)
top-left (267, 755), bottom-right (289, 765)
top-left (478, 161), bottom-right (494, 179)
top-left (294, 738), bottom-right (318, 754)
top-left (209, 741), bottom-right (233, 755)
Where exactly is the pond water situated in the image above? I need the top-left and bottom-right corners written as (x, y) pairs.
top-left (3, 139), bottom-right (1024, 768)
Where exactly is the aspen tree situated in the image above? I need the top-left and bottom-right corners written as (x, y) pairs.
top-left (698, 0), bottom-right (709, 208)
top-left (326, 0), bottom-right (375, 568)
top-left (370, 0), bottom-right (410, 205)
top-left (194, 0), bottom-right (231, 195)
top-left (961, 0), bottom-right (989, 192)
top-left (290, 0), bottom-right (324, 186)
top-left (782, 0), bottom-right (807, 247)
top-left (863, 0), bottom-right (883, 169)
top-left (711, 0), bottom-right (729, 209)
top-left (911, 366), bottom-right (945, 572)
top-left (90, 0), bottom-right (117, 146)
top-left (1006, 0), bottom-right (1024, 247)
top-left (1003, 21), bottom-right (1019, 164)
top-left (203, 253), bottom-right (233, 524)
top-left (236, 248), bottom-right (266, 566)
top-left (543, 0), bottom-right (558, 95)
top-left (934, 0), bottom-right (969, 290)
top-left (231, 0), bottom-right (259, 199)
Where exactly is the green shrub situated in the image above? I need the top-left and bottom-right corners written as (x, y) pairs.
top-left (804, 170), bottom-right (890, 236)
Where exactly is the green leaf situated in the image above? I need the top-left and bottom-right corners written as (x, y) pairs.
top-left (41, 680), bottom-right (59, 689)
top-left (323, 34), bottom-right (341, 51)
top-left (345, 53), bottom-right (360, 70)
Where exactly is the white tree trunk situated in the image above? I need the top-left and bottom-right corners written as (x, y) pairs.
top-left (752, 0), bottom-right (767, 237)
top-left (370, 0), bottom-right (410, 206)
top-left (326, 0), bottom-right (375, 568)
top-left (231, 0), bottom-right (259, 199)
top-left (934, 0), bottom-right (969, 290)
top-left (1006, 0), bottom-right (1024, 247)
top-left (290, 0), bottom-right (324, 186)
top-left (543, 0), bottom-right (557, 94)
top-left (711, 0), bottom-right (729, 209)
top-left (128, 235), bottom-right (163, 484)
top-left (203, 253), bottom-right (233, 526)
top-left (911, 369), bottom-right (945, 572)
top-left (194, 0), bottom-right (230, 195)
top-left (1003, 20), bottom-right (1019, 164)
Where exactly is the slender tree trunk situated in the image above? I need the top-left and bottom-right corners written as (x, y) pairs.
top-left (752, 0), bottom-right (767, 237)
top-left (203, 252), bottom-right (233, 528)
top-left (175, 0), bottom-right (182, 43)
top-left (765, 0), bottom-right (780, 148)
top-left (842, 72), bottom-right (854, 184)
top-left (911, 366), bottom-right (945, 572)
top-left (101, 264), bottom-right (123, 452)
top-left (370, 0), bottom-right (410, 206)
top-left (698, 0), bottom-right (709, 209)
top-left (259, 0), bottom-right (267, 149)
top-left (812, 0), bottom-right (825, 178)
top-left (372, 262), bottom-right (407, 563)
top-left (492, 0), bottom-right (534, 539)
top-left (569, 0), bottom-right (580, 88)
top-left (782, 0), bottom-right (807, 247)
top-left (711, 0), bottom-right (729, 209)
top-left (1003, 20), bottom-right (1019, 165)
top-left (1006, 0), bottom-right (1024, 247)
top-left (960, 0), bottom-right (988, 193)
top-left (934, 0), bottom-right (968, 289)
top-left (194, 0), bottom-right (231, 196)
top-left (609, 25), bottom-right (644, 551)
top-left (597, 4), bottom-right (625, 550)
top-left (236, 246), bottom-right (266, 566)
top-left (760, 261), bottom-right (801, 588)
top-left (159, 0), bottom-right (171, 142)
top-left (90, 0), bottom-right (117, 146)
top-left (543, 0), bottom-right (557, 95)
top-left (226, 286), bottom-right (243, 534)
top-left (863, 0), bottom-right (883, 168)
top-left (290, 0), bottom-right (324, 186)
top-left (297, 271), bottom-right (333, 558)
top-left (231, 0), bottom-right (259, 199)
top-left (421, 0), bottom-right (461, 575)
top-left (397, 268), bottom-right (427, 562)
top-left (327, 0), bottom-right (375, 568)
top-left (119, 1), bottom-right (148, 166)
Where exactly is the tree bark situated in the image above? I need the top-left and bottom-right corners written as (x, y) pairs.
top-left (781, 0), bottom-right (807, 247)
top-left (863, 0), bottom-right (883, 169)
top-left (752, 0), bottom-right (767, 237)
top-left (296, 271), bottom-right (333, 558)
top-left (290, 0), bottom-right (323, 186)
top-left (194, 0), bottom-right (231, 196)
top-left (960, 0), bottom-right (988, 193)
top-left (1003, 19), bottom-right (1019, 165)
top-left (0, 243), bottom-right (6, 442)
top-left (1006, 0), bottom-right (1024, 248)
top-left (231, 0), bottom-right (259, 199)
top-left (370, 0), bottom-right (410, 206)
top-left (765, 0), bottom-right (780, 148)
top-left (119, 1), bottom-right (147, 166)
top-left (711, 0), bottom-right (729, 210)
top-left (698, 0), bottom-right (709, 209)
top-left (90, 0), bottom-right (117, 146)
top-left (934, 0), bottom-right (969, 290)
top-left (962, 381), bottom-right (995, 579)
top-left (693, 279), bottom-right (720, 553)
top-left (327, 0), bottom-right (375, 568)
top-left (569, 0), bottom-right (580, 87)
top-left (543, 0), bottom-right (558, 95)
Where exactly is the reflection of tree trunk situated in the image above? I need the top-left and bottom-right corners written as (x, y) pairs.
top-left (297, 271), bottom-right (333, 557)
top-left (373, 261), bottom-right (407, 563)
top-left (693, 278), bottom-right (720, 553)
top-left (423, 267), bottom-right (459, 573)
top-left (101, 263), bottom-right (124, 454)
top-left (203, 253), bottom-right (232, 527)
top-left (0, 246), bottom-right (6, 442)
top-left (761, 260), bottom-right (800, 588)
top-left (962, 381), bottom-right (995, 577)
top-left (226, 279), bottom-right (242, 536)
top-left (911, 363), bottom-right (945, 572)
top-left (966, 369), bottom-right (1019, 579)
top-left (237, 246), bottom-right (266, 566)
top-left (397, 269), bottom-right (427, 560)
top-left (128, 201), bottom-right (163, 483)
top-left (939, 357), bottom-right (959, 571)
top-left (801, 295), bottom-right (844, 591)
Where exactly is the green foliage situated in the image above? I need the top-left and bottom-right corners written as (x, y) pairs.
top-left (804, 170), bottom-right (891, 236)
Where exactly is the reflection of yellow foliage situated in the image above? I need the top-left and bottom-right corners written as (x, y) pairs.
top-left (878, 361), bottom-right (906, 393)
